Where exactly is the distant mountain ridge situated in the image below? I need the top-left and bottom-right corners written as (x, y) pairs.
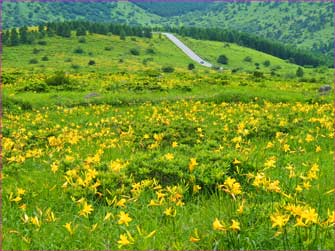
top-left (2, 1), bottom-right (333, 56)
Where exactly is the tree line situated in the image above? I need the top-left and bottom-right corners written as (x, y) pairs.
top-left (2, 21), bottom-right (331, 67)
top-left (2, 21), bottom-right (153, 46)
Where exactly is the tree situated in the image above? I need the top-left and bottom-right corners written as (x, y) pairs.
top-left (296, 67), bottom-right (304, 77)
top-left (10, 28), bottom-right (19, 46)
top-left (19, 26), bottom-right (28, 44)
top-left (143, 28), bottom-right (152, 38)
top-left (188, 63), bottom-right (195, 70)
top-left (3, 30), bottom-right (10, 45)
top-left (76, 26), bottom-right (87, 36)
top-left (120, 29), bottom-right (126, 40)
top-left (217, 55), bottom-right (228, 64)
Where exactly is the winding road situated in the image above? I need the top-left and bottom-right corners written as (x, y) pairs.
top-left (162, 32), bottom-right (213, 68)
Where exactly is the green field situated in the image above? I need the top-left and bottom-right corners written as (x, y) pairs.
top-left (2, 32), bottom-right (334, 250)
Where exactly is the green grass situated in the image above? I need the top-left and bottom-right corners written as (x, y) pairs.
top-left (2, 31), bottom-right (334, 250)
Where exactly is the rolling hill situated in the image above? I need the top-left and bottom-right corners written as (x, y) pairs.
top-left (2, 1), bottom-right (333, 56)
top-left (2, 31), bottom-right (319, 78)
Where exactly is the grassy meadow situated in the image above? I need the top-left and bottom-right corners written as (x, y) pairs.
top-left (2, 32), bottom-right (334, 250)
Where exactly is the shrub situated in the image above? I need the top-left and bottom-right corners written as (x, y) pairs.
top-left (88, 60), bottom-right (96, 65)
top-left (296, 67), bottom-right (304, 77)
top-left (130, 48), bottom-right (140, 56)
top-left (19, 82), bottom-right (49, 93)
top-left (41, 56), bottom-right (49, 61)
top-left (217, 55), bottom-right (228, 64)
top-left (73, 47), bottom-right (84, 54)
top-left (131, 37), bottom-right (137, 41)
top-left (32, 48), bottom-right (41, 54)
top-left (29, 58), bottom-right (38, 64)
top-left (142, 58), bottom-right (153, 65)
top-left (188, 63), bottom-right (195, 70)
top-left (162, 66), bottom-right (174, 73)
top-left (64, 58), bottom-right (72, 62)
top-left (45, 71), bottom-right (72, 86)
top-left (253, 71), bottom-right (264, 78)
top-left (78, 37), bottom-right (86, 43)
top-left (146, 48), bottom-right (155, 54)
top-left (37, 40), bottom-right (47, 45)
top-left (244, 56), bottom-right (252, 62)
top-left (104, 46), bottom-right (113, 51)
top-left (263, 60), bottom-right (271, 67)
top-left (71, 64), bottom-right (80, 70)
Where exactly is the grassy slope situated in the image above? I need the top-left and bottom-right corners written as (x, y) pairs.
top-left (2, 33), bottom-right (333, 112)
top-left (3, 1), bottom-right (333, 56)
top-left (3, 32), bottom-right (328, 77)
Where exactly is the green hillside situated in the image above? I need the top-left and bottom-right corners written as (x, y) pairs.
top-left (3, 31), bottom-right (328, 81)
top-left (2, 1), bottom-right (333, 56)
top-left (2, 1), bottom-right (161, 28)
top-left (167, 2), bottom-right (334, 56)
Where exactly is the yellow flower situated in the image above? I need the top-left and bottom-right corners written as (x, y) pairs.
top-left (117, 233), bottom-right (133, 247)
top-left (232, 158), bottom-right (241, 165)
top-left (79, 201), bottom-right (94, 217)
top-left (270, 213), bottom-right (290, 229)
top-left (315, 145), bottom-right (322, 152)
top-left (116, 198), bottom-right (127, 208)
top-left (64, 222), bottom-right (74, 235)
top-left (164, 207), bottom-right (176, 217)
top-left (282, 144), bottom-right (290, 152)
top-left (190, 236), bottom-right (200, 242)
top-left (294, 217), bottom-right (307, 227)
top-left (266, 180), bottom-right (281, 193)
top-left (189, 228), bottom-right (200, 242)
top-left (193, 185), bottom-right (201, 193)
top-left (148, 199), bottom-right (161, 206)
top-left (118, 211), bottom-right (132, 226)
top-left (51, 162), bottom-right (59, 173)
top-left (172, 141), bottom-right (178, 148)
top-left (103, 212), bottom-right (113, 221)
top-left (305, 134), bottom-right (314, 142)
top-left (219, 177), bottom-right (242, 198)
top-left (17, 188), bottom-right (26, 196)
top-left (301, 207), bottom-right (318, 224)
top-left (230, 220), bottom-right (240, 231)
top-left (264, 156), bottom-right (276, 169)
top-left (30, 216), bottom-right (41, 228)
top-left (164, 153), bottom-right (174, 161)
top-left (213, 218), bottom-right (225, 231)
top-left (188, 158), bottom-right (197, 173)
top-left (266, 141), bottom-right (274, 149)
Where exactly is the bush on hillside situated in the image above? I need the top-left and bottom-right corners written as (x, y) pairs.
top-left (263, 60), bottom-right (271, 67)
top-left (37, 40), bottom-right (47, 46)
top-left (162, 66), bottom-right (175, 73)
top-left (73, 47), bottom-right (84, 54)
top-left (130, 48), bottom-right (140, 56)
top-left (217, 54), bottom-right (228, 64)
top-left (244, 56), bottom-right (252, 62)
top-left (188, 63), bottom-right (195, 70)
top-left (29, 58), bottom-right (39, 64)
top-left (296, 67), bottom-right (304, 77)
top-left (78, 37), bottom-right (86, 43)
top-left (88, 60), bottom-right (96, 65)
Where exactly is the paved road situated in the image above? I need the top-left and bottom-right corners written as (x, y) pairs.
top-left (162, 32), bottom-right (213, 68)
